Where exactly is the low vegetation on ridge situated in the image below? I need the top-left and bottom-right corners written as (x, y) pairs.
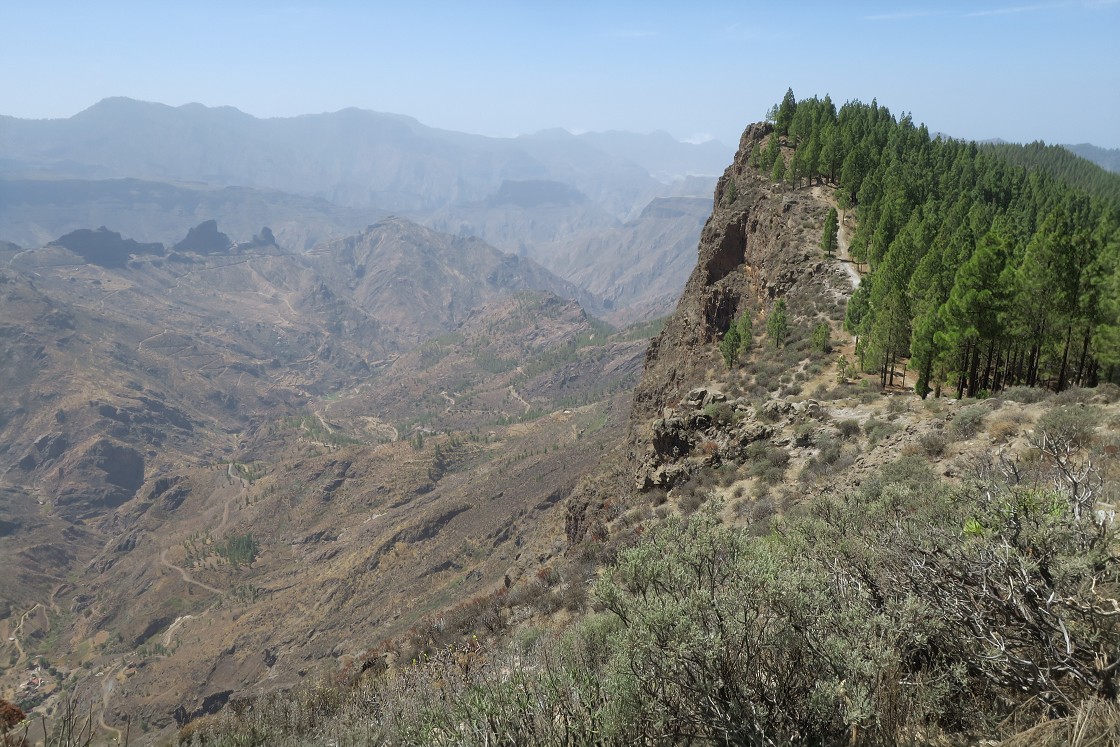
top-left (174, 413), bottom-right (1120, 746)
top-left (158, 93), bottom-right (1120, 747)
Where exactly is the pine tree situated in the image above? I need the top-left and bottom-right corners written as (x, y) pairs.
top-left (776, 87), bottom-right (797, 135)
top-left (725, 180), bottom-right (738, 206)
top-left (937, 227), bottom-right (1011, 397)
top-left (736, 312), bottom-right (753, 353)
top-left (821, 207), bottom-right (839, 257)
top-left (762, 134), bottom-right (781, 170)
top-left (811, 323), bottom-right (831, 353)
top-left (767, 299), bottom-right (789, 348)
top-left (719, 326), bottom-right (741, 369)
top-left (771, 156), bottom-right (786, 185)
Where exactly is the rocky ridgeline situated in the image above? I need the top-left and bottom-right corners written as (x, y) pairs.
top-left (567, 121), bottom-right (852, 542)
top-left (631, 122), bottom-right (847, 423)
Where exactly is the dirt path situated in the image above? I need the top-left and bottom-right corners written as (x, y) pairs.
top-left (137, 329), bottom-right (170, 352)
top-left (98, 289), bottom-right (123, 312)
top-left (159, 549), bottom-right (224, 596)
top-left (162, 614), bottom-right (194, 648)
top-left (47, 583), bottom-right (65, 616)
top-left (98, 665), bottom-right (124, 743)
top-left (508, 385), bottom-right (531, 414)
top-left (9, 604), bottom-right (39, 665)
top-left (836, 212), bottom-right (862, 289)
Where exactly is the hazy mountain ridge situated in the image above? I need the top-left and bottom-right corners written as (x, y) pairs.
top-left (0, 176), bottom-right (384, 251)
top-left (0, 98), bottom-right (726, 217)
top-left (1064, 142), bottom-right (1120, 173)
top-left (0, 98), bottom-right (730, 319)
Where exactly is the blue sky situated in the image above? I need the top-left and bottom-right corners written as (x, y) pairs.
top-left (2, 1), bottom-right (1118, 147)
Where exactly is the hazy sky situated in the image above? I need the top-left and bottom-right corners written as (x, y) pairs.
top-left (3, 1), bottom-right (1118, 148)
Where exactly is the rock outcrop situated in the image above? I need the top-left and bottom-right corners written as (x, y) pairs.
top-left (49, 226), bottom-right (164, 267)
top-left (631, 122), bottom-right (846, 423)
top-left (175, 220), bottom-right (232, 255)
top-left (568, 121), bottom-right (855, 543)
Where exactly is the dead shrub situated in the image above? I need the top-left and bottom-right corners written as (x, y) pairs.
top-left (917, 432), bottom-right (947, 457)
top-left (987, 416), bottom-right (1022, 443)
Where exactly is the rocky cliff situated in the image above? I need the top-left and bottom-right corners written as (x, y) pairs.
top-left (567, 121), bottom-right (857, 543)
top-left (631, 122), bottom-right (851, 420)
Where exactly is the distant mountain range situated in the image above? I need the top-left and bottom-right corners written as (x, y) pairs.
top-left (0, 99), bottom-right (731, 321)
top-left (1064, 143), bottom-right (1120, 173)
top-left (0, 98), bottom-right (730, 216)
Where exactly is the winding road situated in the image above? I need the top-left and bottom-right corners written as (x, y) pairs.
top-left (98, 665), bottom-right (124, 744)
top-left (8, 603), bottom-right (39, 665)
top-left (159, 549), bottom-right (224, 596)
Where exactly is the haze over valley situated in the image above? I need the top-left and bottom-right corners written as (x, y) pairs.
top-left (2, 2), bottom-right (1119, 745)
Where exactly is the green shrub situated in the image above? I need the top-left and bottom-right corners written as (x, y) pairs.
top-left (793, 422), bottom-right (816, 447)
top-left (950, 404), bottom-right (988, 439)
top-left (863, 417), bottom-right (899, 444)
top-left (800, 440), bottom-right (844, 482)
top-left (1052, 387), bottom-right (1094, 406)
top-left (1000, 385), bottom-right (1050, 404)
top-left (702, 401), bottom-right (735, 426)
top-left (1035, 405), bottom-right (1101, 447)
top-left (677, 489), bottom-right (707, 515)
top-left (837, 419), bottom-right (861, 439)
top-left (747, 444), bottom-right (789, 484)
top-left (918, 432), bottom-right (948, 457)
top-left (1091, 382), bottom-right (1120, 404)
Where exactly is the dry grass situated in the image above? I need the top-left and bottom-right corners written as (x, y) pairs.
top-left (987, 415), bottom-right (1024, 443)
top-left (996, 698), bottom-right (1120, 747)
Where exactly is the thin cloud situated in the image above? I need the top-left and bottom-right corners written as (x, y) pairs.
top-left (966, 3), bottom-right (1064, 16)
top-left (966, 0), bottom-right (1115, 15)
top-left (864, 9), bottom-right (944, 21)
top-left (721, 22), bottom-right (765, 41)
top-left (603, 29), bottom-right (657, 38)
top-left (683, 133), bottom-right (715, 145)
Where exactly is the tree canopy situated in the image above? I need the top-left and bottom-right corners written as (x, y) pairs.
top-left (750, 89), bottom-right (1120, 395)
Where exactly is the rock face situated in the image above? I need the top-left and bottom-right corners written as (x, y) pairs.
top-left (635, 387), bottom-right (773, 491)
top-left (568, 121), bottom-right (856, 542)
top-left (50, 226), bottom-right (164, 267)
top-left (55, 438), bottom-right (145, 516)
top-left (631, 122), bottom-right (846, 422)
top-left (175, 220), bottom-right (231, 254)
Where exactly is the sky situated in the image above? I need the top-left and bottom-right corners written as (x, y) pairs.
top-left (2, 1), bottom-right (1118, 148)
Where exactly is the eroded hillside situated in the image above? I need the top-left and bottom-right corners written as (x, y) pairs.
top-left (173, 113), bottom-right (1120, 747)
top-left (0, 218), bottom-right (648, 741)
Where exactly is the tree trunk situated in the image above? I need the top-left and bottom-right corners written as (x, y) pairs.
top-left (967, 344), bottom-right (982, 398)
top-left (1075, 324), bottom-right (1092, 386)
top-left (1057, 324), bottom-right (1073, 393)
top-left (981, 339), bottom-right (995, 393)
top-left (917, 358), bottom-right (933, 399)
top-left (1027, 340), bottom-right (1041, 387)
top-left (956, 341), bottom-right (970, 399)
